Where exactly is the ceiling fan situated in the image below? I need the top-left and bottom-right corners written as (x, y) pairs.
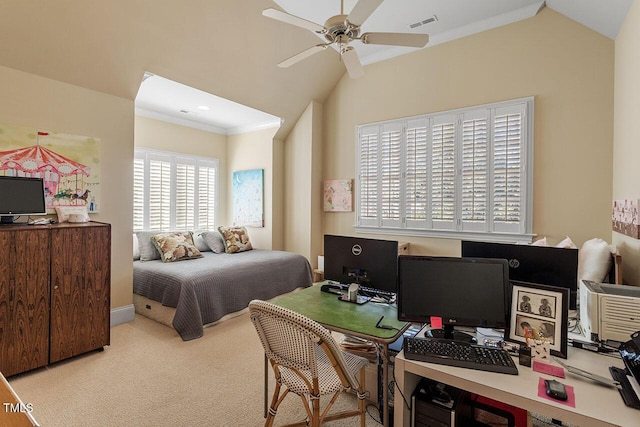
top-left (263, 0), bottom-right (429, 78)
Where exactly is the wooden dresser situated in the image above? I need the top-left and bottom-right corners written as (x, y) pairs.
top-left (0, 221), bottom-right (111, 377)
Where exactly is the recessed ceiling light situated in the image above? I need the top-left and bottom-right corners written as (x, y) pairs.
top-left (198, 105), bottom-right (210, 111)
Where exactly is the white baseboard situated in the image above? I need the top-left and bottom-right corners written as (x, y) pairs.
top-left (111, 304), bottom-right (135, 327)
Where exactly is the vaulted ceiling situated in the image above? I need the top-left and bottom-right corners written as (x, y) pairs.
top-left (0, 0), bottom-right (633, 138)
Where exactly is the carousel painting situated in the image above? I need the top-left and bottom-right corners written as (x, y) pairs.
top-left (0, 122), bottom-right (100, 213)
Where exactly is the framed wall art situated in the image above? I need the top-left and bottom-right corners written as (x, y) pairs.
top-left (232, 168), bottom-right (264, 227)
top-left (0, 122), bottom-right (101, 213)
top-left (323, 179), bottom-right (352, 212)
top-left (509, 281), bottom-right (568, 359)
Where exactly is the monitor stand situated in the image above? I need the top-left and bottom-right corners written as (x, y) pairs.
top-left (426, 325), bottom-right (476, 343)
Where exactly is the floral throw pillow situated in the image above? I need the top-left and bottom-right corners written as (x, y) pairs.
top-left (151, 231), bottom-right (203, 263)
top-left (218, 226), bottom-right (253, 254)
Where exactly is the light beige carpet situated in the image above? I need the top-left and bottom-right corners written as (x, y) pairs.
top-left (9, 313), bottom-right (384, 426)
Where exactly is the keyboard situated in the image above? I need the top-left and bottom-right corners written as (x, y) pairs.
top-left (404, 336), bottom-right (519, 375)
top-left (357, 286), bottom-right (396, 300)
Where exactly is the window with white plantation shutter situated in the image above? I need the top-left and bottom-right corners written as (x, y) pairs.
top-left (133, 149), bottom-right (218, 232)
top-left (355, 97), bottom-right (533, 242)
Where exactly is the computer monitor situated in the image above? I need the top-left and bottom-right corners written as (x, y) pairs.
top-left (323, 235), bottom-right (399, 294)
top-left (0, 176), bottom-right (47, 224)
top-left (397, 255), bottom-right (510, 342)
top-left (461, 240), bottom-right (578, 309)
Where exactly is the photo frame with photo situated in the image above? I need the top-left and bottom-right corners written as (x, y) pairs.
top-left (509, 281), bottom-right (568, 358)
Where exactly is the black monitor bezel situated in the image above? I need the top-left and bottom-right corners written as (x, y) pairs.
top-left (397, 255), bottom-right (511, 330)
top-left (461, 240), bottom-right (578, 310)
top-left (323, 234), bottom-right (399, 294)
top-left (0, 176), bottom-right (47, 221)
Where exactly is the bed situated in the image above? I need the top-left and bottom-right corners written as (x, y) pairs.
top-left (133, 233), bottom-right (313, 340)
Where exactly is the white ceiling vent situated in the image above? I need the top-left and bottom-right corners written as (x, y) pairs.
top-left (409, 15), bottom-right (438, 29)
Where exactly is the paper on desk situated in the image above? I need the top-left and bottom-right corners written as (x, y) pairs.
top-left (537, 377), bottom-right (575, 408)
top-left (533, 361), bottom-right (565, 378)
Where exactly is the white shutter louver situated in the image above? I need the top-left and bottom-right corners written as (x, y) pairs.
top-left (175, 162), bottom-right (195, 230)
top-left (380, 124), bottom-right (402, 227)
top-left (405, 120), bottom-right (429, 228)
top-left (198, 165), bottom-right (216, 229)
top-left (493, 110), bottom-right (522, 230)
top-left (461, 113), bottom-right (489, 231)
top-left (148, 158), bottom-right (171, 230)
top-left (358, 127), bottom-right (379, 226)
top-left (133, 157), bottom-right (145, 231)
top-left (431, 118), bottom-right (456, 229)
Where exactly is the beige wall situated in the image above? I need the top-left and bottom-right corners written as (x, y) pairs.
top-left (134, 115), bottom-right (229, 226)
top-left (319, 7), bottom-right (615, 257)
top-left (284, 101), bottom-right (323, 264)
top-left (613, 0), bottom-right (640, 285)
top-left (227, 127), bottom-right (280, 250)
top-left (0, 65), bottom-right (134, 309)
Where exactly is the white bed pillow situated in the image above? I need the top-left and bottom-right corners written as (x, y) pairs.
top-left (530, 237), bottom-right (548, 246)
top-left (135, 230), bottom-right (163, 262)
top-left (133, 233), bottom-right (140, 261)
top-left (556, 236), bottom-right (577, 249)
top-left (578, 238), bottom-right (614, 283)
top-left (200, 231), bottom-right (226, 253)
top-left (191, 230), bottom-right (212, 253)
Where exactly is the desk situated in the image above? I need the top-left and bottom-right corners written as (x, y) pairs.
top-left (394, 346), bottom-right (638, 426)
top-left (271, 284), bottom-right (409, 427)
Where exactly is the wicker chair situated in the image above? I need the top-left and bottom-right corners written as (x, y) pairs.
top-left (249, 300), bottom-right (370, 427)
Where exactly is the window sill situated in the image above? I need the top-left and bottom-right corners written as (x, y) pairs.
top-left (354, 226), bottom-right (535, 244)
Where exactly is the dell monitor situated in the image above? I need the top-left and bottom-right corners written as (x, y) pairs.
top-left (461, 240), bottom-right (578, 309)
top-left (323, 235), bottom-right (399, 295)
top-left (0, 176), bottom-right (47, 224)
top-left (397, 255), bottom-right (510, 342)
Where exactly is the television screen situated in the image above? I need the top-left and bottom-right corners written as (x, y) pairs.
top-left (398, 255), bottom-right (510, 341)
top-left (0, 176), bottom-right (47, 223)
top-left (323, 235), bottom-right (399, 294)
top-left (461, 240), bottom-right (578, 310)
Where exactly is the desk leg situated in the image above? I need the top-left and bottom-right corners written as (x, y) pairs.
top-left (381, 344), bottom-right (389, 427)
top-left (393, 356), bottom-right (420, 427)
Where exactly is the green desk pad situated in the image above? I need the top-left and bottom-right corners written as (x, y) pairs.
top-left (272, 283), bottom-right (409, 343)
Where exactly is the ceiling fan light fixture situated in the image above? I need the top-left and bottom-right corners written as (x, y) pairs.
top-left (264, 0), bottom-right (429, 78)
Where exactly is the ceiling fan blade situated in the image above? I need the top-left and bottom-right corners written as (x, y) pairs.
top-left (361, 32), bottom-right (429, 47)
top-left (263, 8), bottom-right (325, 34)
top-left (346, 0), bottom-right (384, 26)
top-left (278, 44), bottom-right (329, 68)
top-left (341, 46), bottom-right (364, 79)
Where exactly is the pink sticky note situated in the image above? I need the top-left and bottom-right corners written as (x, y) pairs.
top-left (537, 377), bottom-right (575, 407)
top-left (533, 361), bottom-right (565, 378)
top-left (430, 316), bottom-right (443, 329)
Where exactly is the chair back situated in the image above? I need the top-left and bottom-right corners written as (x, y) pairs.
top-left (249, 299), bottom-right (361, 390)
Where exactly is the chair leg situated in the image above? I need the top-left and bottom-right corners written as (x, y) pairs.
top-left (311, 396), bottom-right (321, 427)
top-left (265, 382), bottom-right (288, 427)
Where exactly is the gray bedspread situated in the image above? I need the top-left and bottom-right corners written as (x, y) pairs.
top-left (133, 249), bottom-right (312, 340)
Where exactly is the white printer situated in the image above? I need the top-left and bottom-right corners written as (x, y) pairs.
top-left (580, 280), bottom-right (640, 343)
